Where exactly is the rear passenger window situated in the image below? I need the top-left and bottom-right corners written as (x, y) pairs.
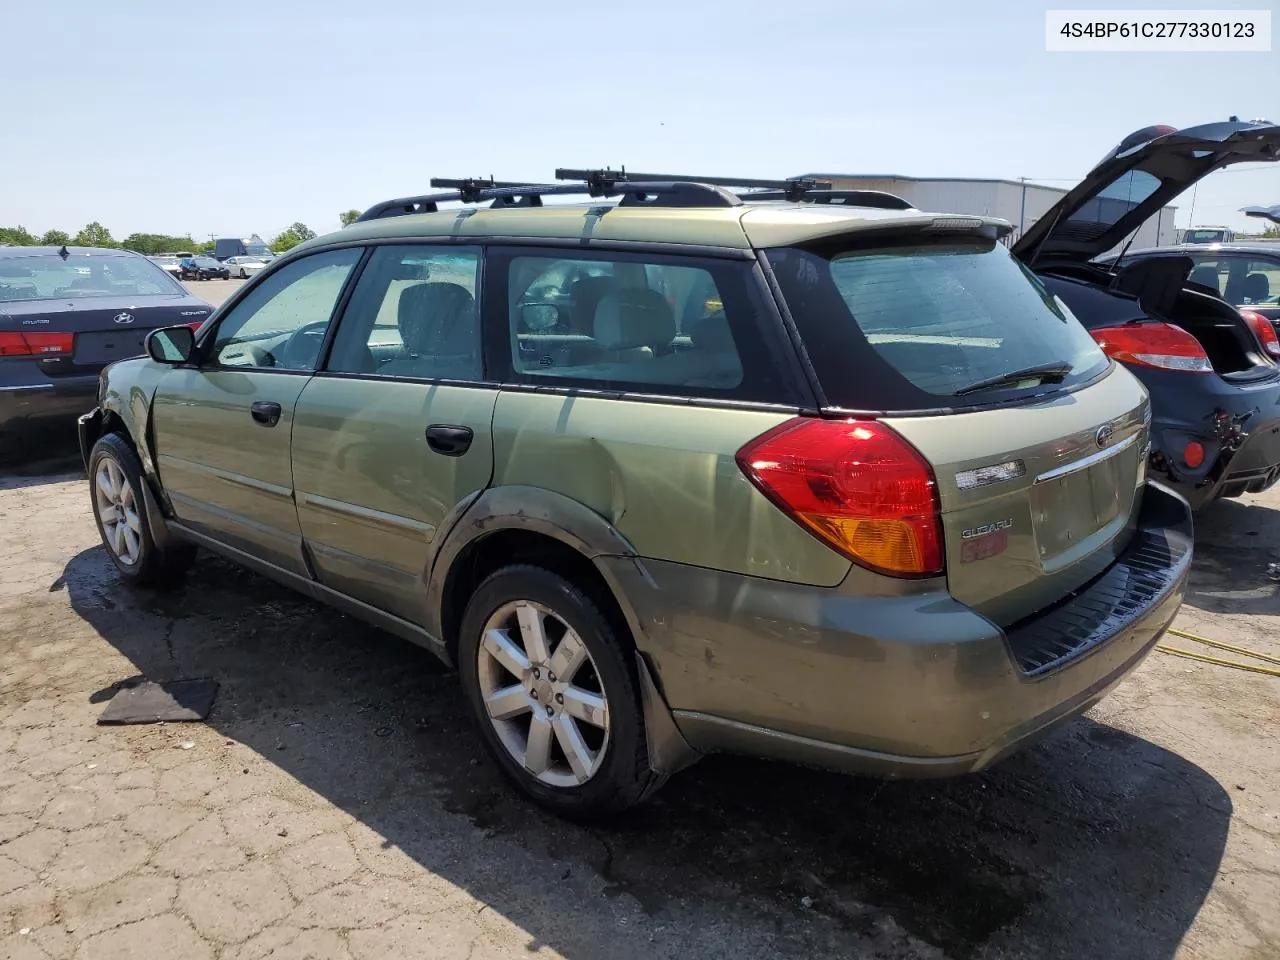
top-left (326, 246), bottom-right (482, 380)
top-left (506, 255), bottom-right (744, 390)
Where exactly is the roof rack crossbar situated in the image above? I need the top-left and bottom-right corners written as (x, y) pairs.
top-left (556, 167), bottom-right (825, 201)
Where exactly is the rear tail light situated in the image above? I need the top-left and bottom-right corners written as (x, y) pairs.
top-left (1184, 441), bottom-right (1206, 468)
top-left (1089, 322), bottom-right (1212, 373)
top-left (0, 331), bottom-right (75, 357)
top-left (1240, 309), bottom-right (1280, 360)
top-left (736, 418), bottom-right (944, 577)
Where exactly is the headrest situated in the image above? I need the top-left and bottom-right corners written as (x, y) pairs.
top-left (1188, 266), bottom-right (1220, 289)
top-left (398, 282), bottom-right (476, 355)
top-left (1243, 272), bottom-right (1270, 301)
top-left (569, 276), bottom-right (617, 334)
top-left (594, 288), bottom-right (676, 350)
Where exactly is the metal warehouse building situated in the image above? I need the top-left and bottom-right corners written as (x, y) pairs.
top-left (796, 174), bottom-right (1179, 251)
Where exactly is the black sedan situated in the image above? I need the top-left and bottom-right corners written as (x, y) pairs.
top-left (1012, 118), bottom-right (1280, 508)
top-left (0, 246), bottom-right (213, 454)
top-left (179, 255), bottom-right (231, 281)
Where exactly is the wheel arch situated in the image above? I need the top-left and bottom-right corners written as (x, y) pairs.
top-left (427, 484), bottom-right (699, 778)
top-left (427, 484), bottom-right (644, 665)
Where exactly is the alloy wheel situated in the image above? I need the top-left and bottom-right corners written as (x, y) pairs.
top-left (477, 600), bottom-right (611, 787)
top-left (95, 458), bottom-right (142, 566)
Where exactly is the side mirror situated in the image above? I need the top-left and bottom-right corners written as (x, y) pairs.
top-left (145, 325), bottom-right (195, 364)
top-left (520, 303), bottom-right (562, 332)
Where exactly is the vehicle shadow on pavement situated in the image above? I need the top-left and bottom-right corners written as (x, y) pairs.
top-left (61, 546), bottom-right (1231, 960)
top-left (1182, 498), bottom-right (1280, 617)
top-left (0, 432), bottom-right (85, 488)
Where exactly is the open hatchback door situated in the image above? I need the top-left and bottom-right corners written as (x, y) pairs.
top-left (1011, 118), bottom-right (1280, 509)
top-left (1013, 118), bottom-right (1280, 266)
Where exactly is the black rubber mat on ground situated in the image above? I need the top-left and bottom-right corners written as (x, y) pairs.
top-left (97, 679), bottom-right (219, 724)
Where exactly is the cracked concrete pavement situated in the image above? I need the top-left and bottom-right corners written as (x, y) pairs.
top-left (1, 442), bottom-right (1278, 960)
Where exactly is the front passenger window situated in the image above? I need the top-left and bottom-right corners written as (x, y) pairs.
top-left (210, 248), bottom-right (361, 370)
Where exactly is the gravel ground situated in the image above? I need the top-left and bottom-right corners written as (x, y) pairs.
top-left (1, 421), bottom-right (1279, 957)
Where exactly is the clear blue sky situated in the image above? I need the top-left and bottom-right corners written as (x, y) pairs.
top-left (3, 0), bottom-right (1276, 241)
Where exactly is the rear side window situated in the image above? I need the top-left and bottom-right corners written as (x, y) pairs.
top-left (768, 239), bottom-right (1109, 410)
top-left (493, 250), bottom-right (793, 401)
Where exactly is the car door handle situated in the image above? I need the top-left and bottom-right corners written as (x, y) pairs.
top-left (250, 401), bottom-right (282, 427)
top-left (426, 424), bottom-right (473, 456)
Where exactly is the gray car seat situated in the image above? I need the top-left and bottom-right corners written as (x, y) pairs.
top-left (379, 282), bottom-right (479, 379)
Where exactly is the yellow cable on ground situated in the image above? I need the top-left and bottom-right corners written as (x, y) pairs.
top-left (1154, 644), bottom-right (1280, 678)
top-left (1165, 628), bottom-right (1280, 666)
top-left (1153, 626), bottom-right (1280, 677)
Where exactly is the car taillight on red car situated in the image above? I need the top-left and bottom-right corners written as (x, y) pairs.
top-left (1089, 322), bottom-right (1212, 373)
top-left (736, 418), bottom-right (944, 577)
top-left (0, 331), bottom-right (75, 357)
top-left (1240, 309), bottom-right (1280, 361)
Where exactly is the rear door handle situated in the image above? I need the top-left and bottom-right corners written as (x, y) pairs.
top-left (426, 424), bottom-right (474, 456)
top-left (250, 401), bottom-right (282, 426)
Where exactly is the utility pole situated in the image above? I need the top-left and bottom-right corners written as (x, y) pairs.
top-left (1019, 177), bottom-right (1028, 238)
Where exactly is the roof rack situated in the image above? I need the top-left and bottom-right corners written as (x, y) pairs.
top-left (354, 169), bottom-right (908, 223)
top-left (740, 188), bottom-right (913, 211)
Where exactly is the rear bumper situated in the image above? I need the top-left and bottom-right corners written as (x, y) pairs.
top-left (606, 482), bottom-right (1192, 778)
top-left (0, 366), bottom-right (98, 439)
top-left (1141, 367), bottom-right (1280, 507)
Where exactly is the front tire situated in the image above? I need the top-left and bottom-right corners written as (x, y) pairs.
top-left (458, 565), bottom-right (660, 818)
top-left (89, 433), bottom-right (196, 587)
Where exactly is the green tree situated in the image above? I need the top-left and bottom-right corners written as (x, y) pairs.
top-left (270, 222), bottom-right (316, 253)
top-left (122, 233), bottom-right (201, 256)
top-left (1265, 225), bottom-right (1280, 239)
top-left (0, 225), bottom-right (38, 246)
top-left (194, 240), bottom-right (216, 254)
top-left (73, 222), bottom-right (115, 247)
top-left (339, 209), bottom-right (361, 228)
top-left (40, 229), bottom-right (71, 246)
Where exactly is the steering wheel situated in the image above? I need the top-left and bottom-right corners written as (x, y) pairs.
top-left (274, 320), bottom-right (331, 370)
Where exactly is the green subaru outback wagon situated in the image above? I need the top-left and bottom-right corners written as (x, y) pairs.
top-left (80, 171), bottom-right (1193, 817)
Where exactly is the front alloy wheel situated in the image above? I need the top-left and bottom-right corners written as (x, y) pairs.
top-left (88, 433), bottom-right (196, 586)
top-left (478, 600), bottom-right (611, 787)
top-left (94, 457), bottom-right (141, 566)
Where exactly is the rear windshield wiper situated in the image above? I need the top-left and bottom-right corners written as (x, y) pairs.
top-left (953, 362), bottom-right (1072, 397)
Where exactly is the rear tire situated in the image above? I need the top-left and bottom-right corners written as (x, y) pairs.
top-left (457, 564), bottom-right (660, 819)
top-left (89, 433), bottom-right (196, 587)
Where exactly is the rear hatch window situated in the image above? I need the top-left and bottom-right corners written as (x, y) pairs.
top-left (767, 239), bottom-right (1110, 411)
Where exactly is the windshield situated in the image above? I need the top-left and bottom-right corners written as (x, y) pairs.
top-left (767, 239), bottom-right (1109, 409)
top-left (1185, 229), bottom-right (1228, 243)
top-left (0, 254), bottom-right (183, 302)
